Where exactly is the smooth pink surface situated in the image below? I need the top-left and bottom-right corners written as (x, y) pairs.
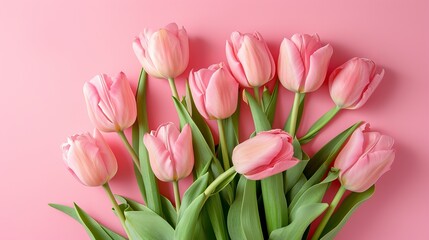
top-left (1, 0), bottom-right (428, 239)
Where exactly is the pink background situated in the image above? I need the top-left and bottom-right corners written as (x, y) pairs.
top-left (1, 0), bottom-right (428, 239)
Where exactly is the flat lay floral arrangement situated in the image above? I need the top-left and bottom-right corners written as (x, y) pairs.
top-left (50, 23), bottom-right (395, 240)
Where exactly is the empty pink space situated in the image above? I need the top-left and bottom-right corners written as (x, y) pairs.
top-left (1, 0), bottom-right (428, 239)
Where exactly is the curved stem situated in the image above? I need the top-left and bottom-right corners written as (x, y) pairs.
top-left (117, 130), bottom-right (141, 172)
top-left (103, 183), bottom-right (132, 239)
top-left (288, 92), bottom-right (302, 137)
top-left (311, 186), bottom-right (347, 240)
top-left (173, 180), bottom-right (181, 213)
top-left (217, 119), bottom-right (230, 170)
top-left (204, 167), bottom-right (236, 196)
top-left (299, 106), bottom-right (341, 144)
top-left (168, 77), bottom-right (179, 100)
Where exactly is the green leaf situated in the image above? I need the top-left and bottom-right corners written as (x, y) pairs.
top-left (136, 68), bottom-right (163, 216)
top-left (304, 122), bottom-right (362, 178)
top-left (284, 93), bottom-right (305, 132)
top-left (73, 203), bottom-right (115, 240)
top-left (320, 186), bottom-right (375, 240)
top-left (289, 170), bottom-right (339, 221)
top-left (49, 203), bottom-right (125, 240)
top-left (179, 173), bottom-right (209, 220)
top-left (269, 203), bottom-right (328, 240)
top-left (287, 174), bottom-right (307, 202)
top-left (245, 91), bottom-right (271, 132)
top-left (205, 194), bottom-right (229, 240)
top-left (174, 194), bottom-right (207, 240)
top-left (299, 106), bottom-right (341, 144)
top-left (125, 209), bottom-right (174, 240)
top-left (173, 97), bottom-right (216, 177)
top-left (227, 176), bottom-right (264, 240)
top-left (261, 174), bottom-right (288, 234)
top-left (284, 139), bottom-right (310, 193)
top-left (262, 82), bottom-right (279, 125)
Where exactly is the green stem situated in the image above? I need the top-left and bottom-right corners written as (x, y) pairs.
top-left (311, 186), bottom-right (347, 240)
top-left (103, 183), bottom-right (132, 239)
top-left (217, 119), bottom-right (230, 170)
top-left (168, 77), bottom-right (179, 100)
top-left (173, 181), bottom-right (181, 213)
top-left (288, 92), bottom-right (302, 137)
top-left (299, 106), bottom-right (341, 144)
top-left (253, 87), bottom-right (261, 106)
top-left (204, 167), bottom-right (236, 196)
top-left (117, 130), bottom-right (141, 172)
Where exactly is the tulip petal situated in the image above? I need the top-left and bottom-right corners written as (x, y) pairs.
top-left (342, 150), bottom-right (395, 192)
top-left (171, 124), bottom-right (194, 180)
top-left (226, 40), bottom-right (249, 87)
top-left (189, 70), bottom-right (210, 119)
top-left (245, 157), bottom-right (299, 180)
top-left (108, 72), bottom-right (137, 130)
top-left (155, 123), bottom-right (180, 153)
top-left (304, 44), bottom-right (333, 92)
top-left (205, 66), bottom-right (239, 119)
top-left (144, 134), bottom-right (175, 182)
top-left (233, 134), bottom-right (283, 174)
top-left (351, 69), bottom-right (384, 109)
top-left (334, 124), bottom-right (366, 172)
top-left (93, 129), bottom-right (118, 179)
top-left (148, 29), bottom-right (182, 78)
top-left (278, 38), bottom-right (305, 92)
top-left (83, 81), bottom-right (116, 132)
top-left (133, 35), bottom-right (163, 79)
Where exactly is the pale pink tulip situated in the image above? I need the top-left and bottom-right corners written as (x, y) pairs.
top-left (232, 129), bottom-right (299, 180)
top-left (133, 23), bottom-right (189, 79)
top-left (189, 63), bottom-right (239, 120)
top-left (143, 123), bottom-right (194, 182)
top-left (334, 123), bottom-right (395, 192)
top-left (62, 129), bottom-right (118, 187)
top-left (84, 72), bottom-right (137, 132)
top-left (226, 31), bottom-right (275, 87)
top-left (278, 34), bottom-right (333, 93)
top-left (329, 57), bottom-right (384, 109)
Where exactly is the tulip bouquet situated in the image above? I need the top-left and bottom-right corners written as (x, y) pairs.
top-left (50, 23), bottom-right (395, 240)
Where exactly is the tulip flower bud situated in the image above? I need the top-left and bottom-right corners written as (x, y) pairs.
top-left (143, 123), bottom-right (194, 182)
top-left (334, 123), bottom-right (395, 192)
top-left (133, 23), bottom-right (189, 79)
top-left (329, 57), bottom-right (384, 109)
top-left (62, 130), bottom-right (118, 187)
top-left (226, 31), bottom-right (275, 88)
top-left (84, 72), bottom-right (137, 132)
top-left (189, 63), bottom-right (239, 120)
top-left (278, 33), bottom-right (333, 93)
top-left (232, 129), bottom-right (299, 180)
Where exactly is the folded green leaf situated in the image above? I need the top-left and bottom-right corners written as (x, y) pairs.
top-left (178, 173), bottom-right (209, 220)
top-left (320, 186), bottom-right (375, 240)
top-left (175, 194), bottom-right (207, 240)
top-left (205, 194), bottom-right (229, 240)
top-left (227, 176), bottom-right (264, 240)
top-left (269, 203), bottom-right (328, 240)
top-left (49, 203), bottom-right (125, 240)
top-left (125, 209), bottom-right (174, 240)
top-left (245, 91), bottom-right (271, 133)
top-left (73, 203), bottom-right (116, 240)
top-left (284, 139), bottom-right (310, 193)
top-left (289, 170), bottom-right (339, 221)
top-left (304, 122), bottom-right (362, 178)
top-left (262, 82), bottom-right (279, 125)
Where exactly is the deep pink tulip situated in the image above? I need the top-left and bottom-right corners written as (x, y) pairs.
top-left (329, 57), bottom-right (384, 109)
top-left (278, 34), bottom-right (333, 93)
top-left (189, 63), bottom-right (239, 120)
top-left (84, 72), bottom-right (137, 132)
top-left (62, 130), bottom-right (118, 187)
top-left (226, 31), bottom-right (275, 88)
top-left (232, 129), bottom-right (299, 180)
top-left (143, 123), bottom-right (194, 182)
top-left (334, 123), bottom-right (395, 192)
top-left (133, 23), bottom-right (189, 79)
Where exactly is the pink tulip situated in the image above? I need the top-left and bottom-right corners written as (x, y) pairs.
top-left (334, 123), bottom-right (395, 192)
top-left (62, 130), bottom-right (118, 187)
top-left (232, 129), bottom-right (299, 180)
top-left (143, 123), bottom-right (194, 182)
top-left (329, 57), bottom-right (384, 109)
top-left (133, 23), bottom-right (189, 79)
top-left (278, 34), bottom-right (333, 93)
top-left (189, 63), bottom-right (239, 120)
top-left (84, 72), bottom-right (137, 132)
top-left (226, 31), bottom-right (275, 88)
